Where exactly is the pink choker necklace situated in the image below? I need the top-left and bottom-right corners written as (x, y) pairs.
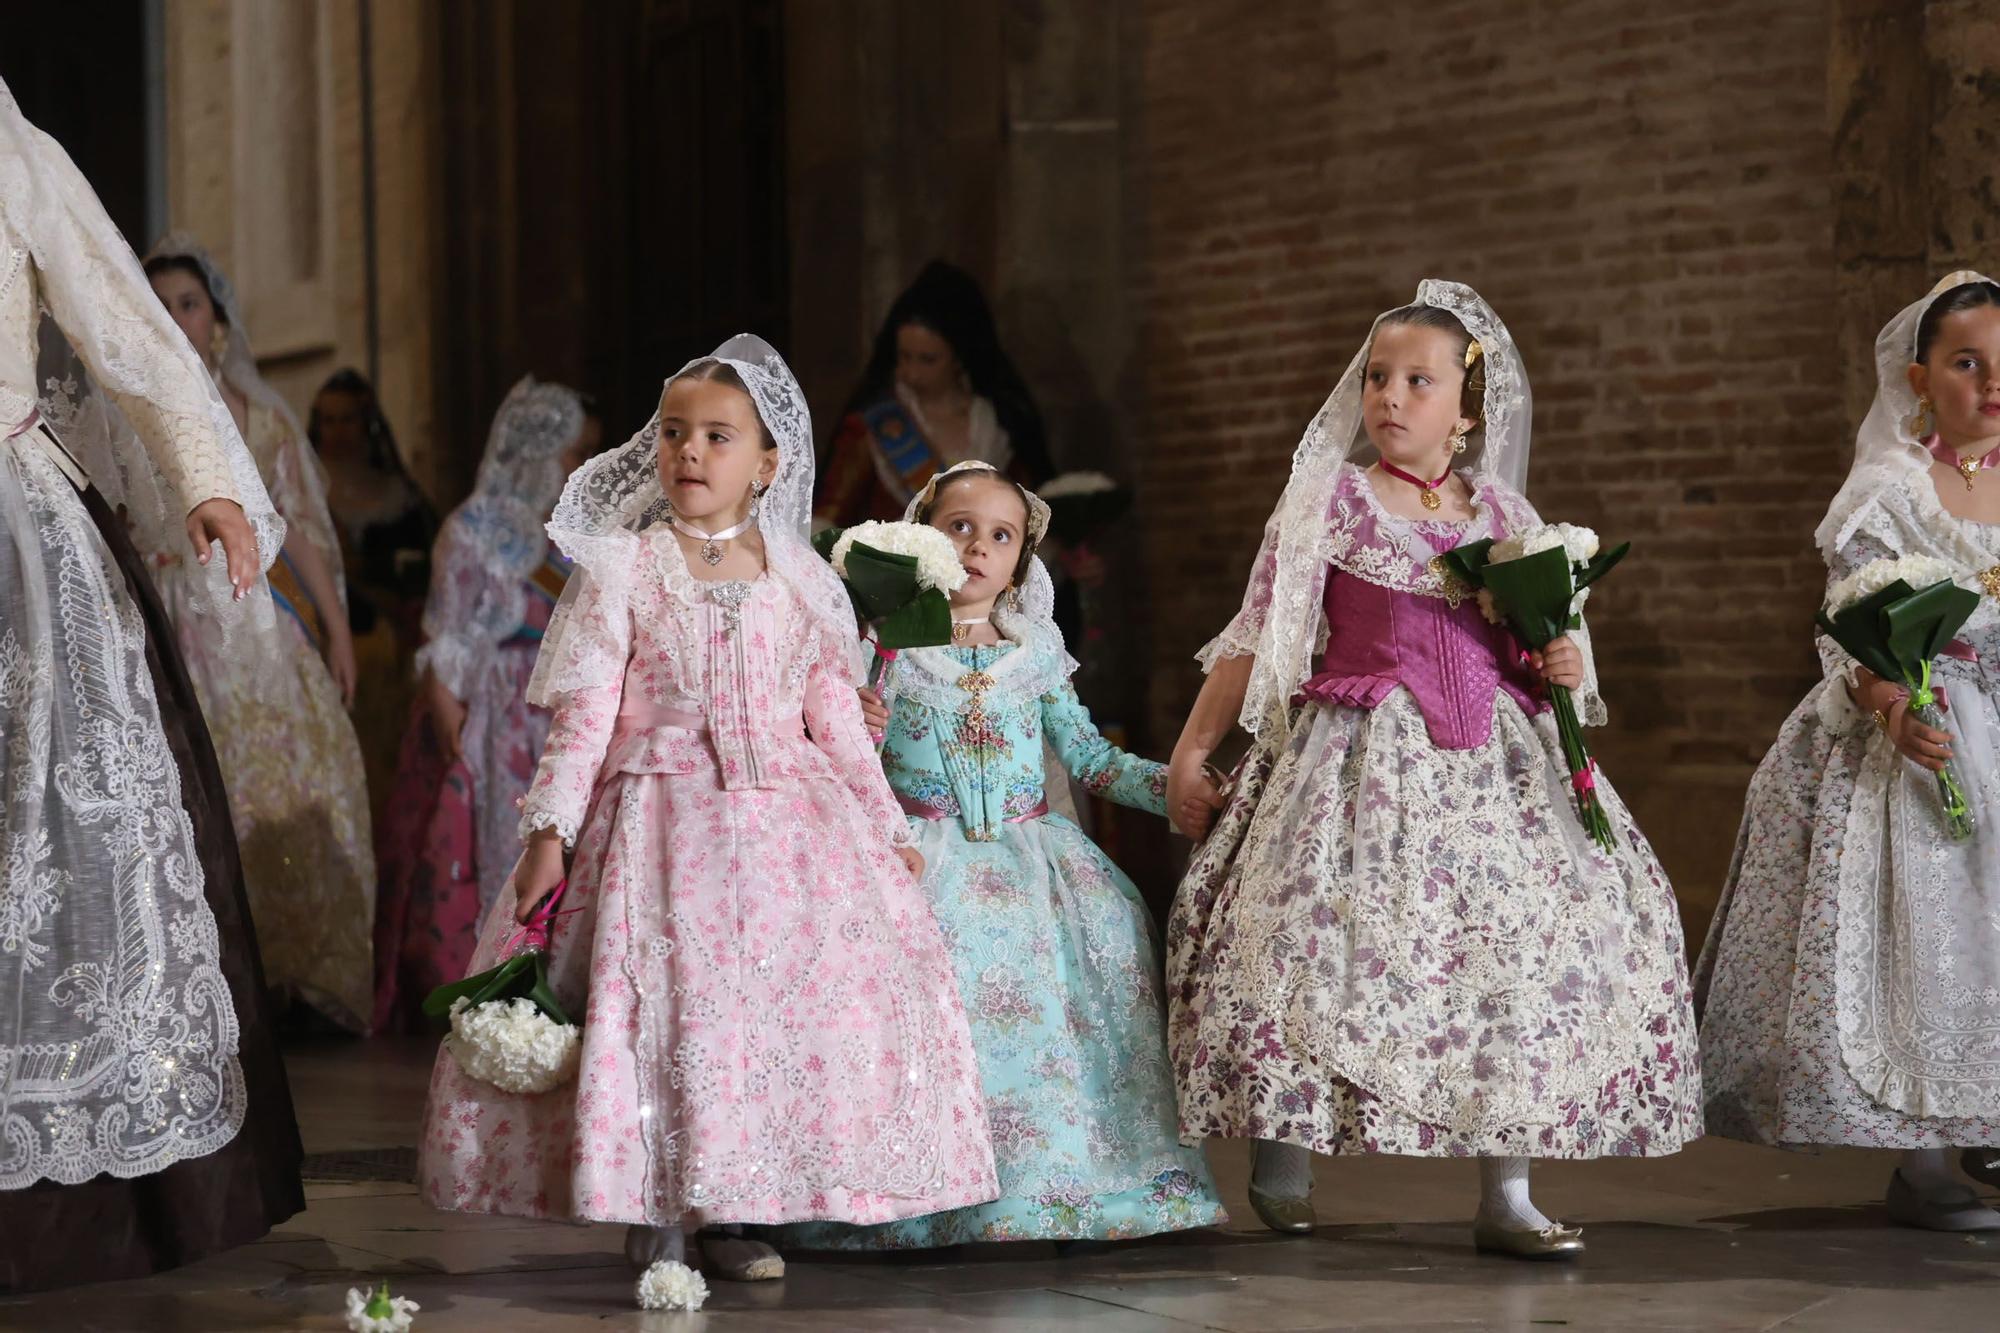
top-left (1926, 435), bottom-right (2000, 491)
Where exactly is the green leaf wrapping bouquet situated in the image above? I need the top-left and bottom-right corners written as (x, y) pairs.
top-left (1817, 555), bottom-right (1979, 840)
top-left (813, 520), bottom-right (969, 689)
top-left (1443, 523), bottom-right (1629, 853)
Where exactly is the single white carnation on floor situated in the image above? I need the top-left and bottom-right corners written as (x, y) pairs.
top-left (346, 1283), bottom-right (419, 1333)
top-left (1825, 553), bottom-right (1963, 615)
top-left (829, 520), bottom-right (968, 593)
top-left (1037, 470), bottom-right (1118, 499)
top-left (637, 1259), bottom-right (710, 1312)
top-left (446, 995), bottom-right (580, 1095)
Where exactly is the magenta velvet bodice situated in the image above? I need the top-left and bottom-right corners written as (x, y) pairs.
top-left (1298, 567), bottom-right (1544, 750)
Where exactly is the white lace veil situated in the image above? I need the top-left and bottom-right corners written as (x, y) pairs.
top-left (900, 459), bottom-right (1071, 667)
top-left (1815, 269), bottom-right (2000, 560)
top-left (531, 334), bottom-right (858, 703)
top-left (142, 233), bottom-right (343, 611)
top-left (417, 376), bottom-right (582, 693)
top-left (0, 86), bottom-right (282, 633)
top-left (1228, 278), bottom-right (1531, 735)
top-left (464, 374), bottom-right (585, 578)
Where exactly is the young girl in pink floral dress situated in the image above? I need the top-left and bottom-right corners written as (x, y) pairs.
top-left (417, 336), bottom-right (997, 1283)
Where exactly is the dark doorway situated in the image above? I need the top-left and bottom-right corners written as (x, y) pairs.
top-left (0, 1), bottom-right (151, 250)
top-left (431, 0), bottom-right (787, 498)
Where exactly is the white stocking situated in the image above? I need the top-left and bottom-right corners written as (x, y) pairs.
top-left (625, 1223), bottom-right (686, 1270)
top-left (1478, 1156), bottom-right (1553, 1230)
top-left (1251, 1139), bottom-right (1314, 1201)
top-left (1902, 1147), bottom-right (1964, 1196)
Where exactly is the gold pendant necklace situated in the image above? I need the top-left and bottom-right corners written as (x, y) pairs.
top-left (951, 616), bottom-right (989, 645)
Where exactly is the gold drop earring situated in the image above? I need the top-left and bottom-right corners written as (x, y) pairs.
top-left (1912, 395), bottom-right (1934, 439)
top-left (207, 323), bottom-right (228, 371)
top-left (1449, 423), bottom-right (1470, 455)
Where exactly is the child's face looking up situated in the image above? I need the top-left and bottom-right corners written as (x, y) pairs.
top-left (656, 376), bottom-right (776, 527)
top-left (927, 473), bottom-right (1029, 611)
top-left (1361, 321), bottom-right (1477, 469)
top-left (1909, 304), bottom-right (2000, 452)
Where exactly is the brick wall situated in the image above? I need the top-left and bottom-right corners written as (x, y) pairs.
top-left (1123, 0), bottom-right (1843, 928)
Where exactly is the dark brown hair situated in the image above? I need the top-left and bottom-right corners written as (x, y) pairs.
top-left (1915, 281), bottom-right (2000, 364)
top-left (669, 359), bottom-right (775, 449)
top-left (141, 254), bottom-right (226, 326)
top-left (915, 468), bottom-right (1039, 588)
top-left (1377, 303), bottom-right (1483, 424)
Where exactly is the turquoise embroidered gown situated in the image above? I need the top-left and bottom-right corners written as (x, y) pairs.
top-left (780, 635), bottom-right (1224, 1247)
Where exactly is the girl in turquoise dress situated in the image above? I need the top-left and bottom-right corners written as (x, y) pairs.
top-left (784, 461), bottom-right (1223, 1248)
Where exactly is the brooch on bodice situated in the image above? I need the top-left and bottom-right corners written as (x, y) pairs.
top-left (1980, 565), bottom-right (2000, 600)
top-left (709, 580), bottom-right (753, 634)
top-left (1428, 555), bottom-right (1470, 610)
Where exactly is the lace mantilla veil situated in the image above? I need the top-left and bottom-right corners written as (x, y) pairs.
top-left (416, 375), bottom-right (583, 692)
top-left (529, 334), bottom-right (860, 705)
top-left (1216, 278), bottom-right (1532, 736)
top-left (1816, 269), bottom-right (2000, 561)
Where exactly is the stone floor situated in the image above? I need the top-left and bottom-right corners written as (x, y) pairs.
top-left (6, 1036), bottom-right (2000, 1331)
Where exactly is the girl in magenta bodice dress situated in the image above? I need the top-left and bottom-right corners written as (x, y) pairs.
top-left (1162, 281), bottom-right (1701, 1259)
top-left (417, 336), bottom-right (995, 1284)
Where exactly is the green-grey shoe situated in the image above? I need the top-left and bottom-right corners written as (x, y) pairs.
top-left (1247, 1181), bottom-right (1316, 1235)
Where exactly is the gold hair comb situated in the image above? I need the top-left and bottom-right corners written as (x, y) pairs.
top-left (1464, 340), bottom-right (1484, 370)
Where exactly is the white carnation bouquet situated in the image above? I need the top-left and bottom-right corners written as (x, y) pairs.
top-left (423, 879), bottom-right (582, 1094)
top-left (813, 519), bottom-right (969, 688)
top-left (1442, 522), bottom-right (1630, 852)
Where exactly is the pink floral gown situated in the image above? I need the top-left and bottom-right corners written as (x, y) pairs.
top-left (418, 527), bottom-right (997, 1227)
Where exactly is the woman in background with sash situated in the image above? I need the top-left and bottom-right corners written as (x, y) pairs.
top-left (371, 377), bottom-right (595, 1031)
top-left (815, 259), bottom-right (1054, 528)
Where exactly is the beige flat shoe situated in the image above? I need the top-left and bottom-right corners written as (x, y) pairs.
top-left (1472, 1218), bottom-right (1585, 1259)
top-left (703, 1233), bottom-right (787, 1281)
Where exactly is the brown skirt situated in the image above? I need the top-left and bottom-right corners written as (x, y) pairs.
top-left (0, 486), bottom-right (305, 1293)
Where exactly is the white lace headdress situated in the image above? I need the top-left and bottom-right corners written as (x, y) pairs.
top-left (417, 375), bottom-right (583, 693)
top-left (143, 232), bottom-right (344, 609)
top-left (1224, 278), bottom-right (1531, 735)
top-left (1816, 269), bottom-right (2000, 560)
top-left (900, 459), bottom-right (1070, 660)
top-left (461, 373), bottom-right (585, 575)
top-left (530, 334), bottom-right (859, 702)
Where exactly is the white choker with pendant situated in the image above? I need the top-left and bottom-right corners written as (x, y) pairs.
top-left (672, 514), bottom-right (755, 566)
top-left (951, 616), bottom-right (990, 645)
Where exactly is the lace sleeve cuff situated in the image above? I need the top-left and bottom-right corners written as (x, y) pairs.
top-left (1568, 620), bottom-right (1609, 727)
top-left (1194, 630), bottom-right (1258, 673)
top-left (518, 808), bottom-right (579, 849)
top-left (416, 635), bottom-right (478, 698)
